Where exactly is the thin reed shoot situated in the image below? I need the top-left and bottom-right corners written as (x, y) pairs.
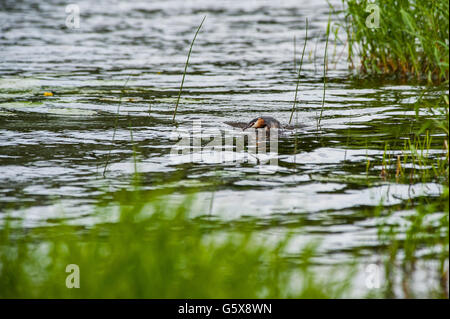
top-left (318, 16), bottom-right (331, 126)
top-left (290, 19), bottom-right (309, 125)
top-left (172, 16), bottom-right (206, 123)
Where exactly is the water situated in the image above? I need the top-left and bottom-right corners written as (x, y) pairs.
top-left (0, 0), bottom-right (448, 297)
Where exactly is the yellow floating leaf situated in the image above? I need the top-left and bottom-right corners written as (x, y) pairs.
top-left (43, 92), bottom-right (54, 96)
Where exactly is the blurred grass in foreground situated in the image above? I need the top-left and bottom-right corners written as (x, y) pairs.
top-left (0, 188), bottom-right (353, 299)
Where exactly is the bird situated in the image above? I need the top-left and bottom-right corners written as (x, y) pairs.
top-left (243, 116), bottom-right (281, 131)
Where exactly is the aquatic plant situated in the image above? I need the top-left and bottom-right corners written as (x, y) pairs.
top-left (367, 93), bottom-right (449, 298)
top-left (319, 15), bottom-right (331, 126)
top-left (103, 75), bottom-right (132, 177)
top-left (375, 94), bottom-right (449, 186)
top-left (290, 19), bottom-right (308, 125)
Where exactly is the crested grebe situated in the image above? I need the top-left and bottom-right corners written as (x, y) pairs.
top-left (243, 116), bottom-right (281, 131)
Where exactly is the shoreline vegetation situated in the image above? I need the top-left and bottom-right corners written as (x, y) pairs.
top-left (339, 0), bottom-right (449, 84)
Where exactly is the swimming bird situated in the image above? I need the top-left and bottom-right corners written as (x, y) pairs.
top-left (243, 116), bottom-right (281, 131)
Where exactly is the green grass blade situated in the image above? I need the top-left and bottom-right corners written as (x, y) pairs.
top-left (172, 16), bottom-right (206, 123)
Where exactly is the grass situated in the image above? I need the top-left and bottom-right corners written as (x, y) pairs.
top-left (318, 15), bottom-right (331, 126)
top-left (172, 16), bottom-right (206, 123)
top-left (377, 134), bottom-right (449, 186)
top-left (1, 176), bottom-right (445, 298)
top-left (365, 92), bottom-right (449, 298)
top-left (340, 0), bottom-right (449, 84)
top-left (0, 186), bottom-right (353, 299)
top-left (289, 19), bottom-right (308, 125)
top-left (373, 93), bottom-right (449, 186)
top-left (373, 187), bottom-right (449, 298)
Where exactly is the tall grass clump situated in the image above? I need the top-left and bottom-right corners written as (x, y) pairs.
top-left (0, 187), bottom-right (352, 298)
top-left (341, 0), bottom-right (449, 83)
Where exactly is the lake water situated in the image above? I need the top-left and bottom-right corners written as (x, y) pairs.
top-left (0, 0), bottom-right (448, 297)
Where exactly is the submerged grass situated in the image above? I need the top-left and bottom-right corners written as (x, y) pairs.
top-left (340, 0), bottom-right (449, 83)
top-left (103, 75), bottom-right (131, 177)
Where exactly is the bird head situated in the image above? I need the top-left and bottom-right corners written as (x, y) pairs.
top-left (243, 117), bottom-right (265, 130)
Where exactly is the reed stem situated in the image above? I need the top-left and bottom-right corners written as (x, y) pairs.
top-left (289, 18), bottom-right (308, 125)
top-left (172, 16), bottom-right (206, 123)
top-left (318, 16), bottom-right (331, 126)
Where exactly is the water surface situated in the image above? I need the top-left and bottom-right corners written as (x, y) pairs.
top-left (0, 0), bottom-right (447, 297)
